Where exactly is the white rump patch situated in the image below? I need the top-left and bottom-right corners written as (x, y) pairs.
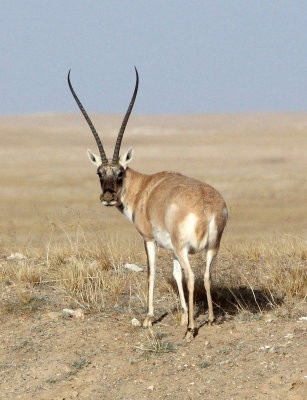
top-left (182, 213), bottom-right (198, 233)
top-left (180, 213), bottom-right (198, 249)
top-left (208, 215), bottom-right (218, 248)
top-left (199, 231), bottom-right (209, 250)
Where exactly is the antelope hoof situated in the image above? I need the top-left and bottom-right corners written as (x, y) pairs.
top-left (208, 318), bottom-right (215, 326)
top-left (184, 328), bottom-right (195, 343)
top-left (143, 315), bottom-right (153, 328)
top-left (180, 312), bottom-right (188, 326)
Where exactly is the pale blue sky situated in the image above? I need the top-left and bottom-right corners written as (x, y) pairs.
top-left (0, 1), bottom-right (306, 115)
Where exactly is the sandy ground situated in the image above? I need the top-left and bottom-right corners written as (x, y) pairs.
top-left (0, 294), bottom-right (306, 400)
top-left (0, 112), bottom-right (306, 399)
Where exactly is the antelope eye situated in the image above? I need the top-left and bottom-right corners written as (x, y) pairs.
top-left (117, 171), bottom-right (124, 182)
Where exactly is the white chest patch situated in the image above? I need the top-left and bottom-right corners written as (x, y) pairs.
top-left (122, 204), bottom-right (133, 223)
top-left (153, 227), bottom-right (173, 250)
top-left (120, 194), bottom-right (134, 223)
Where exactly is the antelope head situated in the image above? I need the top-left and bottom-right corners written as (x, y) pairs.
top-left (68, 68), bottom-right (138, 206)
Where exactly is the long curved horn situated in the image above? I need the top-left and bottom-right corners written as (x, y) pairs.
top-left (67, 70), bottom-right (108, 165)
top-left (112, 67), bottom-right (139, 164)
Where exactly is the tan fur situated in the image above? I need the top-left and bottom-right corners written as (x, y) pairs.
top-left (118, 167), bottom-right (227, 341)
top-left (120, 168), bottom-right (227, 250)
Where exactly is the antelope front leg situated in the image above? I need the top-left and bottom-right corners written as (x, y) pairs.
top-left (143, 241), bottom-right (156, 328)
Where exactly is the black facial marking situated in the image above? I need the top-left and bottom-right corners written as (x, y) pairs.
top-left (95, 165), bottom-right (126, 207)
top-left (97, 167), bottom-right (102, 175)
top-left (117, 170), bottom-right (124, 184)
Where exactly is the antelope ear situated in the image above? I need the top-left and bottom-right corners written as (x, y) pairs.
top-left (119, 147), bottom-right (134, 169)
top-left (87, 149), bottom-right (102, 167)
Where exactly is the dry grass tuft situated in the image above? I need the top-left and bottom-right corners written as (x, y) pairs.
top-left (1, 226), bottom-right (143, 312)
top-left (0, 260), bottom-right (45, 285)
top-left (135, 329), bottom-right (175, 355)
top-left (58, 258), bottom-right (131, 309)
top-left (220, 236), bottom-right (306, 299)
top-left (265, 264), bottom-right (306, 300)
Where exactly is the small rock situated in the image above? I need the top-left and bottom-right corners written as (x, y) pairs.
top-left (199, 361), bottom-right (211, 368)
top-left (264, 313), bottom-right (275, 323)
top-left (269, 347), bottom-right (276, 353)
top-left (131, 318), bottom-right (141, 327)
top-left (7, 252), bottom-right (26, 260)
top-left (298, 317), bottom-right (307, 322)
top-left (62, 308), bottom-right (85, 319)
top-left (147, 385), bottom-right (154, 391)
top-left (284, 333), bottom-right (293, 339)
top-left (73, 309), bottom-right (85, 319)
top-left (47, 312), bottom-right (61, 320)
top-left (124, 263), bottom-right (143, 272)
top-left (90, 260), bottom-right (98, 267)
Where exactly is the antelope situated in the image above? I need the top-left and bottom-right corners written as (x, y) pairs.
top-left (68, 68), bottom-right (228, 341)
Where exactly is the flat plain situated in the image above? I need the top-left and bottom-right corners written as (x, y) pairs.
top-left (0, 112), bottom-right (306, 399)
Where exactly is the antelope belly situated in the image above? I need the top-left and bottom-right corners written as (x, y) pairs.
top-left (153, 228), bottom-right (173, 250)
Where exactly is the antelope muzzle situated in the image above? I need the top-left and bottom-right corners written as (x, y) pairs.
top-left (100, 190), bottom-right (118, 206)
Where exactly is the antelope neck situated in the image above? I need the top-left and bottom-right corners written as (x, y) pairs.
top-left (118, 168), bottom-right (146, 211)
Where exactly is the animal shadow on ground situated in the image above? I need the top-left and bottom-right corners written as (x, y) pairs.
top-left (152, 312), bottom-right (169, 325)
top-left (166, 276), bottom-right (283, 337)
